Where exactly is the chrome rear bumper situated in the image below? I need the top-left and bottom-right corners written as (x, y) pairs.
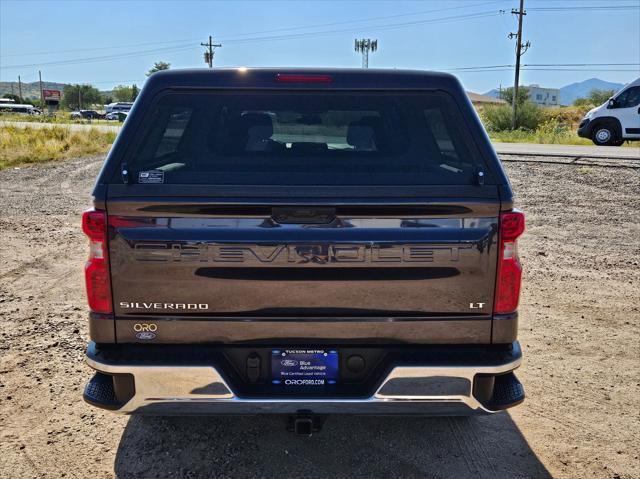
top-left (84, 342), bottom-right (523, 415)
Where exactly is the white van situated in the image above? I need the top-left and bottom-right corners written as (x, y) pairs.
top-left (0, 103), bottom-right (39, 115)
top-left (105, 102), bottom-right (133, 114)
top-left (578, 77), bottom-right (640, 146)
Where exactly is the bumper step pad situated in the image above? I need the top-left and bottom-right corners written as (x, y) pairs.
top-left (486, 372), bottom-right (525, 410)
top-left (83, 372), bottom-right (127, 410)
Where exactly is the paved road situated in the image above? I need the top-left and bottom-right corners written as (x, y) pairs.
top-left (2, 120), bottom-right (638, 159)
top-left (493, 141), bottom-right (639, 159)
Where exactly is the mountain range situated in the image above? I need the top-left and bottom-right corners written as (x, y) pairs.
top-left (483, 78), bottom-right (627, 106)
top-left (0, 81), bottom-right (113, 101)
top-left (0, 81), bottom-right (69, 100)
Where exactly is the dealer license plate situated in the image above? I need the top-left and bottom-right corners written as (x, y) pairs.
top-left (271, 349), bottom-right (338, 386)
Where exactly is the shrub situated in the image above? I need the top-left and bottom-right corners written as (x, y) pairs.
top-left (540, 106), bottom-right (590, 130)
top-left (573, 97), bottom-right (594, 108)
top-left (486, 118), bottom-right (595, 146)
top-left (481, 101), bottom-right (543, 132)
top-left (533, 118), bottom-right (572, 143)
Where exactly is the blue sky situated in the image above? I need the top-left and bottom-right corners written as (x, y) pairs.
top-left (1, 0), bottom-right (638, 93)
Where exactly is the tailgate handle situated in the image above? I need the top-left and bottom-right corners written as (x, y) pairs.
top-left (272, 207), bottom-right (335, 224)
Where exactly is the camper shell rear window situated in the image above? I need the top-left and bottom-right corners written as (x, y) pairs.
top-left (117, 90), bottom-right (488, 186)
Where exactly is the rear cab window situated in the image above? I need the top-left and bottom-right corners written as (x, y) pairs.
top-left (115, 91), bottom-right (489, 187)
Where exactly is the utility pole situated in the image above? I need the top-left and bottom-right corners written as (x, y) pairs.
top-left (201, 35), bottom-right (222, 68)
top-left (354, 39), bottom-right (378, 68)
top-left (18, 75), bottom-right (23, 103)
top-left (39, 70), bottom-right (44, 109)
top-left (508, 0), bottom-right (530, 130)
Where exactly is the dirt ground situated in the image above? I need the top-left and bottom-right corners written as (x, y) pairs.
top-left (0, 155), bottom-right (638, 479)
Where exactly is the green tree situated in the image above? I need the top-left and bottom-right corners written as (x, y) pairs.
top-left (2, 93), bottom-right (21, 103)
top-left (29, 98), bottom-right (44, 108)
top-left (111, 84), bottom-right (140, 102)
top-left (113, 85), bottom-right (132, 102)
top-left (146, 61), bottom-right (170, 77)
top-left (61, 84), bottom-right (102, 110)
top-left (588, 88), bottom-right (615, 106)
top-left (112, 85), bottom-right (129, 102)
top-left (499, 86), bottom-right (531, 106)
top-left (572, 89), bottom-right (616, 108)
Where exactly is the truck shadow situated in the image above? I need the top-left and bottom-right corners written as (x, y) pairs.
top-left (114, 412), bottom-right (551, 478)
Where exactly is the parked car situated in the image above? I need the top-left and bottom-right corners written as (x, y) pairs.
top-left (578, 77), bottom-right (640, 146)
top-left (81, 69), bottom-right (525, 434)
top-left (105, 111), bottom-right (128, 121)
top-left (71, 110), bottom-right (104, 120)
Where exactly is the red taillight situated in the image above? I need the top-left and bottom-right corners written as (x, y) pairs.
top-left (276, 74), bottom-right (332, 84)
top-left (494, 210), bottom-right (525, 314)
top-left (82, 209), bottom-right (112, 314)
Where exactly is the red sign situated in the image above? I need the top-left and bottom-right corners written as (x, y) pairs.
top-left (43, 89), bottom-right (61, 101)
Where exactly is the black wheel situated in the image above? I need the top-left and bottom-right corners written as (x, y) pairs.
top-left (591, 123), bottom-right (619, 146)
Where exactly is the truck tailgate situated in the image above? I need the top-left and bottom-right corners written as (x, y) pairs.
top-left (106, 201), bottom-right (499, 342)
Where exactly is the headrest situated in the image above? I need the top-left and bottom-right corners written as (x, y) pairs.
top-left (240, 112), bottom-right (274, 139)
top-left (347, 116), bottom-right (381, 151)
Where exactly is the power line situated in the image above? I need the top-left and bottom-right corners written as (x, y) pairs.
top-left (1, 2), bottom-right (636, 62)
top-left (2, 3), bottom-right (637, 73)
top-left (0, 37), bottom-right (201, 58)
top-left (0, 0), bottom-right (507, 59)
top-left (0, 44), bottom-right (195, 70)
top-left (216, 0), bottom-right (507, 41)
top-left (528, 5), bottom-right (640, 11)
top-left (451, 68), bottom-right (639, 72)
top-left (76, 79), bottom-right (147, 85)
top-left (523, 68), bottom-right (640, 72)
top-left (448, 62), bottom-right (640, 70)
top-left (525, 62), bottom-right (640, 66)
top-left (450, 64), bottom-right (514, 70)
top-left (219, 10), bottom-right (504, 45)
top-left (1, 9), bottom-right (505, 70)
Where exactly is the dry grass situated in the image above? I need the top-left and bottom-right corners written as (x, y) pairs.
top-left (0, 111), bottom-right (115, 125)
top-left (0, 125), bottom-right (116, 170)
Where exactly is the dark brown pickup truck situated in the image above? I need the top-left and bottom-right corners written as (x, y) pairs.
top-left (82, 68), bottom-right (525, 434)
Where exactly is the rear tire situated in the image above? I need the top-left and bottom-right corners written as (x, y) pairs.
top-left (591, 123), bottom-right (619, 146)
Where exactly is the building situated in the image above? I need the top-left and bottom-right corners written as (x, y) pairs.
top-left (527, 84), bottom-right (560, 107)
top-left (466, 92), bottom-right (507, 106)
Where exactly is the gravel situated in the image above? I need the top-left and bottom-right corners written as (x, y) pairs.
top-left (0, 155), bottom-right (638, 478)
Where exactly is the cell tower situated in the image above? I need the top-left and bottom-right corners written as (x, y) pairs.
top-left (354, 39), bottom-right (378, 68)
